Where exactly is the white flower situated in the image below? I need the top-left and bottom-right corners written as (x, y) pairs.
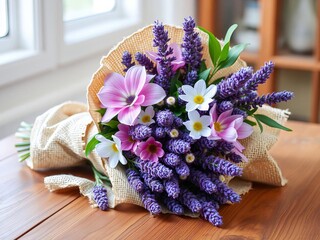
top-left (166, 96), bottom-right (176, 106)
top-left (95, 135), bottom-right (127, 168)
top-left (136, 106), bottom-right (155, 126)
top-left (183, 110), bottom-right (211, 139)
top-left (179, 79), bottom-right (217, 112)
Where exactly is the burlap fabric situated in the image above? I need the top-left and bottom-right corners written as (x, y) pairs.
top-left (29, 25), bottom-right (289, 209)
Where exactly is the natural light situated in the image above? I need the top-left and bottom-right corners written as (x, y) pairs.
top-left (63, 0), bottom-right (116, 21)
top-left (0, 0), bottom-right (8, 38)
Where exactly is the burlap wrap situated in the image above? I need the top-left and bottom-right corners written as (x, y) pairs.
top-left (28, 25), bottom-right (289, 210)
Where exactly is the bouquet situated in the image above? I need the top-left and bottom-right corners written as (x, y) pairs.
top-left (16, 17), bottom-right (293, 227)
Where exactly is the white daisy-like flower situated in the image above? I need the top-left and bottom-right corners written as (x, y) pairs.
top-left (136, 106), bottom-right (155, 126)
top-left (95, 135), bottom-right (127, 168)
top-left (179, 79), bottom-right (217, 112)
top-left (166, 96), bottom-right (176, 106)
top-left (183, 110), bottom-right (211, 139)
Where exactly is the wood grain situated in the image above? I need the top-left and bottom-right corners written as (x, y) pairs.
top-left (1, 121), bottom-right (320, 239)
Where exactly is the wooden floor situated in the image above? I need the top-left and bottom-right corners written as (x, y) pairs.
top-left (1, 121), bottom-right (320, 240)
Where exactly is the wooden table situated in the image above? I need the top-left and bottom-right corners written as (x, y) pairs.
top-left (1, 121), bottom-right (319, 240)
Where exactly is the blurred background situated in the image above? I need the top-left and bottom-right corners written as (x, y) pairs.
top-left (0, 0), bottom-right (319, 138)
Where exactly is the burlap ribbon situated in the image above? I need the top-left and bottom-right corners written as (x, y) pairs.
top-left (28, 25), bottom-right (290, 209)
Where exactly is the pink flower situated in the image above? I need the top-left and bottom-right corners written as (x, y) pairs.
top-left (114, 124), bottom-right (139, 152)
top-left (135, 137), bottom-right (164, 162)
top-left (147, 43), bottom-right (185, 73)
top-left (209, 104), bottom-right (253, 142)
top-left (98, 66), bottom-right (166, 125)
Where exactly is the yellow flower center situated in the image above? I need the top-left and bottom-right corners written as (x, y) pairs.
top-left (142, 115), bottom-right (151, 123)
top-left (193, 95), bottom-right (204, 104)
top-left (214, 122), bottom-right (222, 132)
top-left (193, 121), bottom-right (203, 131)
top-left (112, 143), bottom-right (118, 152)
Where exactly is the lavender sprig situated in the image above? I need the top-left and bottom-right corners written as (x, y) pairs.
top-left (126, 169), bottom-right (145, 193)
top-left (162, 196), bottom-right (184, 215)
top-left (141, 173), bottom-right (164, 193)
top-left (121, 51), bottom-right (135, 72)
top-left (135, 158), bottom-right (173, 179)
top-left (141, 189), bottom-right (161, 215)
top-left (129, 124), bottom-right (152, 140)
top-left (161, 153), bottom-right (181, 167)
top-left (189, 168), bottom-right (217, 194)
top-left (135, 52), bottom-right (156, 74)
top-left (179, 188), bottom-right (202, 213)
top-left (167, 139), bottom-right (191, 154)
top-left (201, 202), bottom-right (223, 226)
top-left (182, 17), bottom-right (203, 71)
top-left (252, 91), bottom-right (294, 107)
top-left (93, 185), bottom-right (109, 211)
top-left (164, 176), bottom-right (180, 199)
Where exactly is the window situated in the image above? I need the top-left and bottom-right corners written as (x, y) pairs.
top-left (0, 0), bottom-right (9, 38)
top-left (63, 0), bottom-right (116, 21)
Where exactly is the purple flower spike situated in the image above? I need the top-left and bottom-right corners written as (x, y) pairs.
top-left (126, 169), bottom-right (145, 193)
top-left (121, 51), bottom-right (135, 72)
top-left (156, 110), bottom-right (174, 127)
top-left (243, 61), bottom-right (274, 92)
top-left (175, 161), bottom-right (190, 180)
top-left (184, 70), bottom-right (198, 86)
top-left (161, 153), bottom-right (181, 167)
top-left (135, 158), bottom-right (173, 179)
top-left (226, 152), bottom-right (243, 163)
top-left (253, 91), bottom-right (294, 107)
top-left (135, 52), bottom-right (156, 74)
top-left (217, 101), bottom-right (234, 114)
top-left (164, 176), bottom-right (180, 199)
top-left (163, 196), bottom-right (184, 215)
top-left (189, 168), bottom-right (217, 194)
top-left (201, 202), bottom-right (223, 226)
top-left (201, 156), bottom-right (242, 177)
top-left (182, 17), bottom-right (203, 71)
top-left (217, 67), bottom-right (253, 99)
top-left (153, 126), bottom-right (169, 139)
top-left (141, 189), bottom-right (161, 215)
top-left (209, 175), bottom-right (241, 203)
top-left (93, 185), bottom-right (109, 211)
top-left (199, 138), bottom-right (217, 149)
top-left (129, 124), bottom-right (152, 140)
top-left (179, 188), bottom-right (202, 213)
top-left (167, 139), bottom-right (191, 154)
top-left (141, 173), bottom-right (164, 193)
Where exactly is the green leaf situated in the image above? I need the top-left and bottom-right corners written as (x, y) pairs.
top-left (218, 43), bottom-right (248, 69)
top-left (212, 77), bottom-right (224, 85)
top-left (247, 107), bottom-right (258, 116)
top-left (100, 120), bottom-right (119, 129)
top-left (199, 60), bottom-right (207, 73)
top-left (169, 71), bottom-right (181, 96)
top-left (254, 114), bottom-right (292, 132)
top-left (198, 68), bottom-right (211, 82)
top-left (244, 119), bottom-right (257, 126)
top-left (198, 26), bottom-right (221, 65)
top-left (85, 134), bottom-right (100, 157)
top-left (220, 42), bottom-right (230, 62)
top-left (224, 24), bottom-right (238, 43)
top-left (255, 118), bottom-right (264, 133)
top-left (96, 108), bottom-right (106, 116)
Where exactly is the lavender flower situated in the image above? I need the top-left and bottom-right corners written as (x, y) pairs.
top-left (173, 116), bottom-right (184, 128)
top-left (156, 110), bottom-right (174, 127)
top-left (121, 51), bottom-right (135, 72)
top-left (232, 108), bottom-right (248, 118)
top-left (189, 168), bottom-right (217, 194)
top-left (135, 158), bottom-right (173, 179)
top-left (167, 139), bottom-right (191, 154)
top-left (184, 70), bottom-right (198, 85)
top-left (243, 61), bottom-right (274, 92)
top-left (129, 124), bottom-right (152, 140)
top-left (226, 152), bottom-right (243, 163)
top-left (252, 91), bottom-right (294, 107)
top-left (213, 141), bottom-right (234, 155)
top-left (175, 161), bottom-right (190, 180)
top-left (200, 155), bottom-right (242, 177)
top-left (126, 169), bottom-right (145, 193)
top-left (153, 126), bottom-right (169, 139)
top-left (217, 101), bottom-right (234, 114)
top-left (141, 189), bottom-right (161, 215)
top-left (161, 153), bottom-right (181, 167)
top-left (180, 131), bottom-right (197, 144)
top-left (179, 188), bottom-right (202, 213)
top-left (141, 173), bottom-right (164, 193)
top-left (182, 17), bottom-right (203, 71)
top-left (209, 176), bottom-right (241, 203)
top-left (199, 138), bottom-right (217, 149)
top-left (164, 176), bottom-right (180, 199)
top-left (93, 185), bottom-right (109, 211)
top-left (135, 52), bottom-right (156, 74)
top-left (152, 21), bottom-right (175, 92)
top-left (163, 196), bottom-right (184, 215)
top-left (217, 67), bottom-right (253, 99)
top-left (201, 202), bottom-right (223, 226)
